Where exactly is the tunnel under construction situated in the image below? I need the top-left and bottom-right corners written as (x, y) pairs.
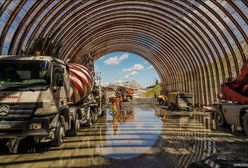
top-left (1, 1), bottom-right (248, 167)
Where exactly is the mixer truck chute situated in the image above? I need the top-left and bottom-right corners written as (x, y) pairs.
top-left (0, 55), bottom-right (106, 153)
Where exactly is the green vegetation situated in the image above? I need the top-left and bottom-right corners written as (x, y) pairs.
top-left (144, 85), bottom-right (161, 97)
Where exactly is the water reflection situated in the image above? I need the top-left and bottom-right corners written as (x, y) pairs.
top-left (97, 107), bottom-right (163, 159)
top-left (154, 108), bottom-right (248, 167)
top-left (0, 99), bottom-right (247, 168)
top-left (111, 110), bottom-right (134, 135)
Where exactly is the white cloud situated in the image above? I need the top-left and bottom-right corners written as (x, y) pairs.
top-left (119, 53), bottom-right (129, 61)
top-left (147, 65), bottom-right (154, 70)
top-left (123, 64), bottom-right (144, 72)
top-left (114, 80), bottom-right (123, 83)
top-left (124, 71), bottom-right (138, 79)
top-left (104, 53), bottom-right (129, 65)
top-left (104, 56), bottom-right (120, 65)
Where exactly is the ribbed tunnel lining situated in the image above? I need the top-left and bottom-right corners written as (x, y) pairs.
top-left (0, 0), bottom-right (248, 105)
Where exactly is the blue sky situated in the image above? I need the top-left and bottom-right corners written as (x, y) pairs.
top-left (94, 52), bottom-right (160, 87)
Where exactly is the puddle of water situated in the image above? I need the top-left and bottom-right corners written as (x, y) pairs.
top-left (96, 107), bottom-right (163, 159)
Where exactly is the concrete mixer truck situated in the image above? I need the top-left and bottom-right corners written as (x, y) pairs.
top-left (0, 54), bottom-right (106, 153)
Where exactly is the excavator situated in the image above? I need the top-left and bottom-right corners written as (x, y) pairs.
top-left (214, 61), bottom-right (248, 136)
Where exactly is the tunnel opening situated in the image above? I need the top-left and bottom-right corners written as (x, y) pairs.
top-left (94, 52), bottom-right (161, 90)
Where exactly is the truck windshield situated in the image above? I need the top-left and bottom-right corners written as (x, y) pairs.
top-left (0, 60), bottom-right (50, 91)
top-left (179, 94), bottom-right (193, 105)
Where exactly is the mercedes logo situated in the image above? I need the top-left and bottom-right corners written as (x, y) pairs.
top-left (0, 105), bottom-right (10, 116)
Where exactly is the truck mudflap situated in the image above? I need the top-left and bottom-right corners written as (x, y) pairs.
top-left (0, 117), bottom-right (50, 138)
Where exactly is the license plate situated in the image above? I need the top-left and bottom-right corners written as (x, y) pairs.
top-left (0, 124), bottom-right (11, 129)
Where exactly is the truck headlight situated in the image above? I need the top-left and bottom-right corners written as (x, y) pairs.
top-left (29, 122), bottom-right (42, 130)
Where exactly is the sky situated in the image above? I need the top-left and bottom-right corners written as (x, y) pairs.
top-left (94, 52), bottom-right (160, 87)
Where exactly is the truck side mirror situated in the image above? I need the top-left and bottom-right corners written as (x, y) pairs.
top-left (54, 66), bottom-right (64, 73)
top-left (56, 74), bottom-right (64, 87)
top-left (53, 65), bottom-right (64, 87)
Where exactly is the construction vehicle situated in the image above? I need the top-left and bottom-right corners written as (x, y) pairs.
top-left (0, 54), bottom-right (106, 153)
top-left (116, 87), bottom-right (133, 102)
top-left (167, 92), bottom-right (194, 111)
top-left (124, 88), bottom-right (134, 102)
top-left (214, 61), bottom-right (248, 136)
top-left (105, 87), bottom-right (116, 103)
top-left (157, 95), bottom-right (167, 105)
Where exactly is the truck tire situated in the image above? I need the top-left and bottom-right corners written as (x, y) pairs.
top-left (242, 114), bottom-right (248, 136)
top-left (214, 110), bottom-right (229, 128)
top-left (159, 99), bottom-right (164, 105)
top-left (126, 97), bottom-right (131, 102)
top-left (0, 139), bottom-right (8, 153)
top-left (101, 104), bottom-right (107, 117)
top-left (68, 113), bottom-right (80, 136)
top-left (86, 109), bottom-right (95, 128)
top-left (18, 137), bottom-right (36, 153)
top-left (168, 104), bottom-right (175, 111)
top-left (51, 117), bottom-right (65, 147)
top-left (92, 108), bottom-right (98, 124)
top-left (101, 110), bottom-right (106, 117)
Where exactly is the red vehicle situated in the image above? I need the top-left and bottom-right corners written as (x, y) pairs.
top-left (213, 60), bottom-right (248, 136)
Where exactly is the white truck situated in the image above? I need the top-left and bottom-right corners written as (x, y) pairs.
top-left (0, 54), bottom-right (106, 153)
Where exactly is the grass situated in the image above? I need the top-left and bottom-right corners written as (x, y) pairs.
top-left (144, 85), bottom-right (162, 97)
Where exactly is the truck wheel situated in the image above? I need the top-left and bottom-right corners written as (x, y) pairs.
top-left (18, 137), bottom-right (36, 153)
top-left (101, 110), bottom-right (106, 117)
top-left (92, 109), bottom-right (98, 124)
top-left (86, 110), bottom-right (94, 128)
top-left (52, 118), bottom-right (65, 147)
top-left (168, 104), bottom-right (175, 111)
top-left (68, 113), bottom-right (80, 136)
top-left (0, 139), bottom-right (8, 153)
top-left (86, 118), bottom-right (92, 128)
top-left (242, 114), bottom-right (248, 136)
top-left (126, 97), bottom-right (131, 102)
top-left (214, 111), bottom-right (229, 128)
top-left (101, 104), bottom-right (107, 117)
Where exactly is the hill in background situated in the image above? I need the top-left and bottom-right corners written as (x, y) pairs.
top-left (108, 80), bottom-right (144, 90)
top-left (144, 85), bottom-right (161, 97)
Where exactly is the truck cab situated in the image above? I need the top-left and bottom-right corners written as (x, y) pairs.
top-left (0, 55), bottom-right (71, 152)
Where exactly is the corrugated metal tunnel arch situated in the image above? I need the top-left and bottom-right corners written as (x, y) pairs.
top-left (0, 0), bottom-right (248, 106)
